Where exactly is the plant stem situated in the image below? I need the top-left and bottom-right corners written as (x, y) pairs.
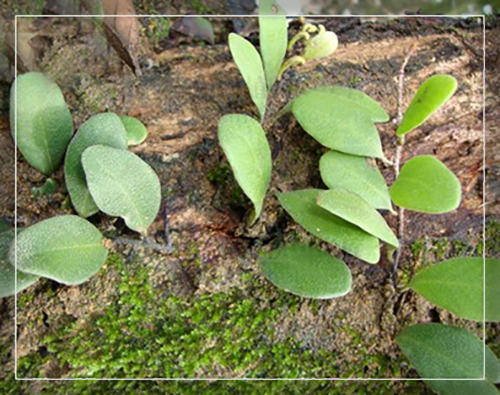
top-left (392, 43), bottom-right (417, 282)
top-left (277, 55), bottom-right (306, 81)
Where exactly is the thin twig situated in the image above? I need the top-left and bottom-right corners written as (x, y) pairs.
top-left (392, 43), bottom-right (417, 283)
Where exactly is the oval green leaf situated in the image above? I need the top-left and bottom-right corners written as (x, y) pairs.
top-left (218, 114), bottom-right (271, 225)
top-left (119, 115), bottom-right (148, 146)
top-left (82, 146), bottom-right (161, 234)
top-left (10, 215), bottom-right (108, 285)
top-left (65, 113), bottom-right (128, 218)
top-left (228, 33), bottom-right (267, 120)
top-left (259, 244), bottom-right (352, 299)
top-left (10, 72), bottom-right (74, 175)
top-left (291, 87), bottom-right (387, 157)
top-left (396, 323), bottom-right (500, 394)
top-left (278, 189), bottom-right (380, 263)
top-left (409, 257), bottom-right (500, 322)
top-left (390, 155), bottom-right (461, 214)
top-left (317, 189), bottom-right (399, 247)
top-left (259, 0), bottom-right (287, 90)
top-left (319, 151), bottom-right (392, 210)
top-left (397, 74), bottom-right (458, 136)
top-left (0, 226), bottom-right (38, 298)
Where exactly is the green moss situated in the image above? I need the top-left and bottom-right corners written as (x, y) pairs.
top-left (190, 0), bottom-right (212, 14)
top-left (484, 219), bottom-right (500, 256)
top-left (12, 252), bottom-right (420, 395)
top-left (208, 163), bottom-right (246, 207)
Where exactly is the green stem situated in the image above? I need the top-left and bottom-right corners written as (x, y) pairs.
top-left (287, 32), bottom-right (310, 51)
top-left (277, 55), bottom-right (306, 81)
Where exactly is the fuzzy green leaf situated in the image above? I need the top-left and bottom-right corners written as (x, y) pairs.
top-left (396, 323), bottom-right (500, 394)
top-left (291, 87), bottom-right (387, 157)
top-left (278, 189), bottom-right (380, 263)
top-left (65, 113), bottom-right (128, 218)
top-left (259, 0), bottom-right (287, 89)
top-left (319, 151), bottom-right (392, 210)
top-left (302, 31), bottom-right (338, 60)
top-left (0, 226), bottom-right (38, 298)
top-left (119, 115), bottom-right (148, 146)
top-left (409, 257), bottom-right (500, 322)
top-left (317, 189), bottom-right (398, 247)
top-left (228, 33), bottom-right (267, 120)
top-left (390, 155), bottom-right (461, 214)
top-left (82, 146), bottom-right (161, 234)
top-left (218, 114), bottom-right (271, 224)
top-left (10, 72), bottom-right (73, 175)
top-left (259, 244), bottom-right (352, 299)
top-left (10, 215), bottom-right (108, 285)
top-left (397, 75), bottom-right (458, 136)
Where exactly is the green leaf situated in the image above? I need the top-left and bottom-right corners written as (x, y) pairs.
top-left (10, 215), bottom-right (108, 285)
top-left (119, 115), bottom-right (148, 146)
top-left (303, 30), bottom-right (338, 60)
top-left (390, 155), bottom-right (461, 214)
top-left (291, 87), bottom-right (387, 157)
top-left (259, 0), bottom-right (287, 89)
top-left (218, 114), bottom-right (271, 224)
top-left (82, 145), bottom-right (161, 234)
top-left (278, 189), bottom-right (380, 263)
top-left (409, 257), bottom-right (500, 322)
top-left (0, 226), bottom-right (38, 298)
top-left (397, 74), bottom-right (458, 136)
top-left (317, 189), bottom-right (398, 247)
top-left (10, 72), bottom-right (74, 175)
top-left (396, 323), bottom-right (500, 394)
top-left (228, 33), bottom-right (267, 120)
top-left (422, 380), bottom-right (500, 395)
top-left (319, 151), bottom-right (392, 210)
top-left (259, 244), bottom-right (352, 299)
top-left (65, 113), bottom-right (128, 218)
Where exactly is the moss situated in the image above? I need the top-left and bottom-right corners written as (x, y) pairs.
top-left (10, 252), bottom-right (422, 395)
top-left (483, 219), bottom-right (500, 257)
top-left (208, 163), bottom-right (246, 207)
top-left (190, 0), bottom-right (212, 14)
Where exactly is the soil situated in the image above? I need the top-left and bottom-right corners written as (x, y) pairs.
top-left (0, 11), bottom-right (498, 392)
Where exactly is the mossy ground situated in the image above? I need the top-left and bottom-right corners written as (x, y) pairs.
top-left (1, 251), bottom-right (427, 393)
top-left (4, 220), bottom-right (498, 393)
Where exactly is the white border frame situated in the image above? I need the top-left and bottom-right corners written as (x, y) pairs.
top-left (13, 13), bottom-right (487, 381)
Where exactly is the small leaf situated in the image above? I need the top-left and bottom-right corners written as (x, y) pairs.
top-left (317, 189), bottom-right (398, 247)
top-left (303, 30), bottom-right (338, 60)
top-left (409, 257), bottom-right (500, 322)
top-left (259, 0), bottom-right (287, 89)
top-left (65, 113), bottom-right (128, 218)
top-left (396, 323), bottom-right (500, 394)
top-left (82, 145), bottom-right (161, 234)
top-left (218, 114), bottom-right (271, 224)
top-left (10, 215), bottom-right (108, 285)
top-left (10, 72), bottom-right (73, 175)
top-left (397, 75), bottom-right (458, 136)
top-left (119, 115), bottom-right (148, 146)
top-left (390, 155), bottom-right (461, 214)
top-left (172, 17), bottom-right (214, 44)
top-left (291, 87), bottom-right (386, 157)
top-left (259, 244), bottom-right (352, 299)
top-left (228, 33), bottom-right (267, 120)
top-left (278, 189), bottom-right (380, 263)
top-left (0, 226), bottom-right (38, 298)
top-left (319, 151), bottom-right (392, 210)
